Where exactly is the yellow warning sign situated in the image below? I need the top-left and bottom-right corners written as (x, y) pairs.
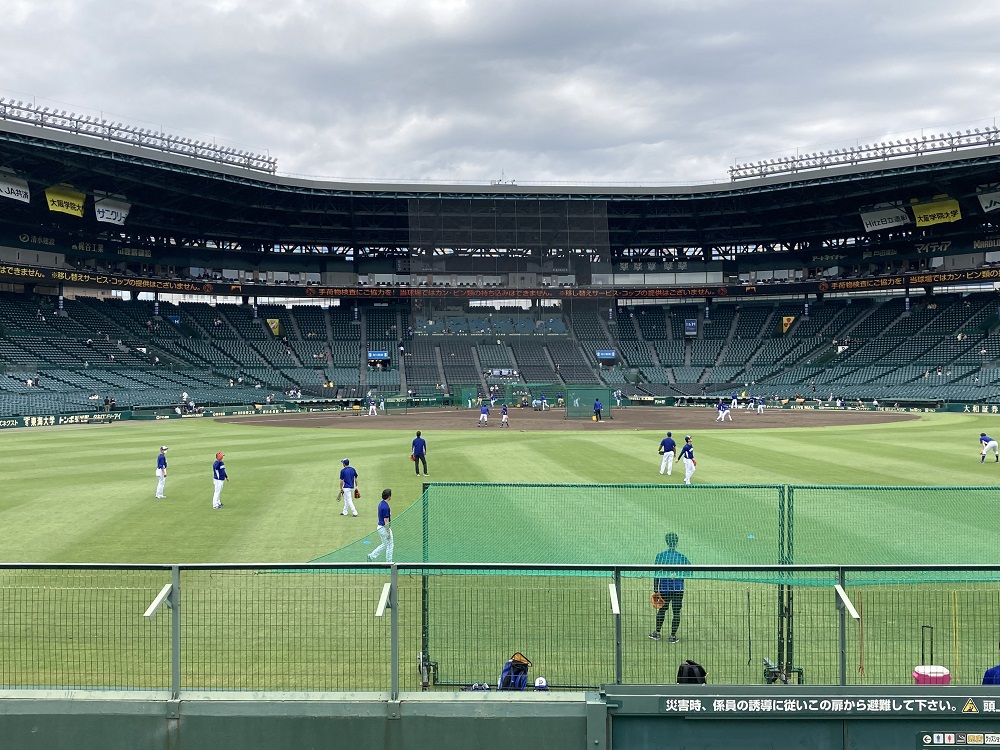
top-left (962, 698), bottom-right (979, 713)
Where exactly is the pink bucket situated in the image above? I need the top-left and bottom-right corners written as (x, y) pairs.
top-left (913, 665), bottom-right (951, 685)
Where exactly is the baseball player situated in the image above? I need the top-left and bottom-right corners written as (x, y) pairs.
top-left (756, 397), bottom-right (765, 415)
top-left (367, 488), bottom-right (394, 562)
top-left (658, 431), bottom-right (676, 475)
top-left (339, 458), bottom-right (359, 515)
top-left (501, 403), bottom-right (509, 427)
top-left (155, 446), bottom-right (168, 498)
top-left (717, 402), bottom-right (732, 422)
top-left (679, 436), bottom-right (696, 485)
top-left (368, 396), bottom-right (378, 416)
top-left (649, 532), bottom-right (690, 643)
top-left (478, 403), bottom-right (490, 426)
top-left (593, 399), bottom-right (602, 421)
top-left (981, 433), bottom-right (999, 463)
top-left (212, 451), bottom-right (228, 509)
top-left (411, 430), bottom-right (428, 476)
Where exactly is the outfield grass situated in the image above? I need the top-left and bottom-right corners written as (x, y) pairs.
top-left (1, 410), bottom-right (996, 563)
top-left (2, 410), bottom-right (1000, 690)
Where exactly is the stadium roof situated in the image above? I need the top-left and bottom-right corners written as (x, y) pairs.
top-left (2, 116), bottom-right (1000, 261)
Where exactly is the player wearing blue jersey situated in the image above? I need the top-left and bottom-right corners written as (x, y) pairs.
top-left (412, 431), bottom-right (428, 476)
top-left (679, 436), bottom-right (696, 485)
top-left (658, 432), bottom-right (676, 475)
top-left (155, 446), bottom-right (168, 499)
top-left (212, 451), bottom-right (228, 509)
top-left (981, 433), bottom-right (999, 462)
top-left (649, 532), bottom-right (690, 643)
top-left (593, 399), bottom-right (602, 421)
top-left (339, 458), bottom-right (359, 515)
top-left (367, 488), bottom-right (394, 562)
top-left (501, 403), bottom-right (509, 427)
top-left (478, 404), bottom-right (490, 426)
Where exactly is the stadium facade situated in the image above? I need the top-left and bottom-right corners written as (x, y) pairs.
top-left (2, 109), bottom-right (1000, 414)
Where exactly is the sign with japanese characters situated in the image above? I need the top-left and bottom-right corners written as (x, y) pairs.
top-left (94, 195), bottom-right (131, 225)
top-left (913, 198), bottom-right (962, 227)
top-left (0, 174), bottom-right (30, 203)
top-left (44, 184), bottom-right (86, 217)
top-left (661, 696), bottom-right (1000, 717)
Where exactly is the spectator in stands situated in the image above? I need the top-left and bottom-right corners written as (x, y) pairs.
top-left (85, 338), bottom-right (94, 347)
top-left (110, 397), bottom-right (117, 410)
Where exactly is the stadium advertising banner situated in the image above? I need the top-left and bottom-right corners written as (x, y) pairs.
top-left (44, 184), bottom-right (85, 217)
top-left (684, 319), bottom-right (698, 336)
top-left (595, 350), bottom-right (616, 359)
top-left (912, 197), bottom-right (962, 227)
top-left (0, 412), bottom-right (127, 430)
top-left (7, 263), bottom-right (1000, 300)
top-left (0, 173), bottom-right (30, 203)
top-left (368, 350), bottom-right (389, 359)
top-left (94, 195), bottom-right (131, 225)
top-left (860, 205), bottom-right (910, 232)
top-left (978, 189), bottom-right (1000, 214)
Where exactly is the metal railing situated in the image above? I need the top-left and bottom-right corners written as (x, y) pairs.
top-left (2, 563), bottom-right (998, 696)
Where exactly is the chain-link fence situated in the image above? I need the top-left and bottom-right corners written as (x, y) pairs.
top-left (2, 563), bottom-right (999, 695)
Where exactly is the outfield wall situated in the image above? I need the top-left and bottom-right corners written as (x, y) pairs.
top-left (3, 688), bottom-right (1000, 750)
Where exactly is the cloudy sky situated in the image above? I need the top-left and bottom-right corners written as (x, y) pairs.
top-left (4, 0), bottom-right (1000, 185)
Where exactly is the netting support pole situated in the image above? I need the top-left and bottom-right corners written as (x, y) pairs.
top-left (613, 567), bottom-right (623, 684)
top-left (390, 564), bottom-right (399, 700)
top-left (420, 482), bottom-right (430, 689)
top-left (837, 568), bottom-right (847, 686)
top-left (170, 565), bottom-right (181, 701)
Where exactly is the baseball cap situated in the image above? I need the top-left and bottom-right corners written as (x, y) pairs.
top-left (160, 446), bottom-right (168, 451)
top-left (534, 677), bottom-right (549, 690)
top-left (685, 435), bottom-right (691, 440)
top-left (341, 458), bottom-right (350, 464)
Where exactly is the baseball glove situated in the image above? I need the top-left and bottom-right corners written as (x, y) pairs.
top-left (650, 592), bottom-right (665, 610)
top-left (353, 488), bottom-right (361, 499)
top-left (410, 453), bottom-right (415, 462)
top-left (658, 449), bottom-right (664, 455)
top-left (337, 489), bottom-right (344, 500)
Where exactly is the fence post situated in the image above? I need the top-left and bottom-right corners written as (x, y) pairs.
top-left (838, 567), bottom-right (847, 686)
top-left (390, 564), bottom-right (399, 700)
top-left (171, 565), bottom-right (181, 699)
top-left (614, 567), bottom-right (623, 684)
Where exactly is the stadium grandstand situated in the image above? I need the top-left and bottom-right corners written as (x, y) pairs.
top-left (3, 102), bottom-right (1000, 415)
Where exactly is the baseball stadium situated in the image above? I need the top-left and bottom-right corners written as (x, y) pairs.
top-left (3, 104), bottom-right (1000, 748)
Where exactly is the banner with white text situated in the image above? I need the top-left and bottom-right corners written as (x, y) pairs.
top-left (94, 196), bottom-right (131, 225)
top-left (860, 206), bottom-right (910, 232)
top-left (0, 174), bottom-right (30, 203)
top-left (978, 190), bottom-right (1000, 214)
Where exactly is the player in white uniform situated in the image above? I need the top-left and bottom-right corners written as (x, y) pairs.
top-left (980, 433), bottom-right (999, 463)
top-left (679, 436), bottom-right (696, 485)
top-left (155, 446), bottom-right (168, 498)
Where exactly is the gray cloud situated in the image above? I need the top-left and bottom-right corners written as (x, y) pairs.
top-left (4, 0), bottom-right (1000, 184)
